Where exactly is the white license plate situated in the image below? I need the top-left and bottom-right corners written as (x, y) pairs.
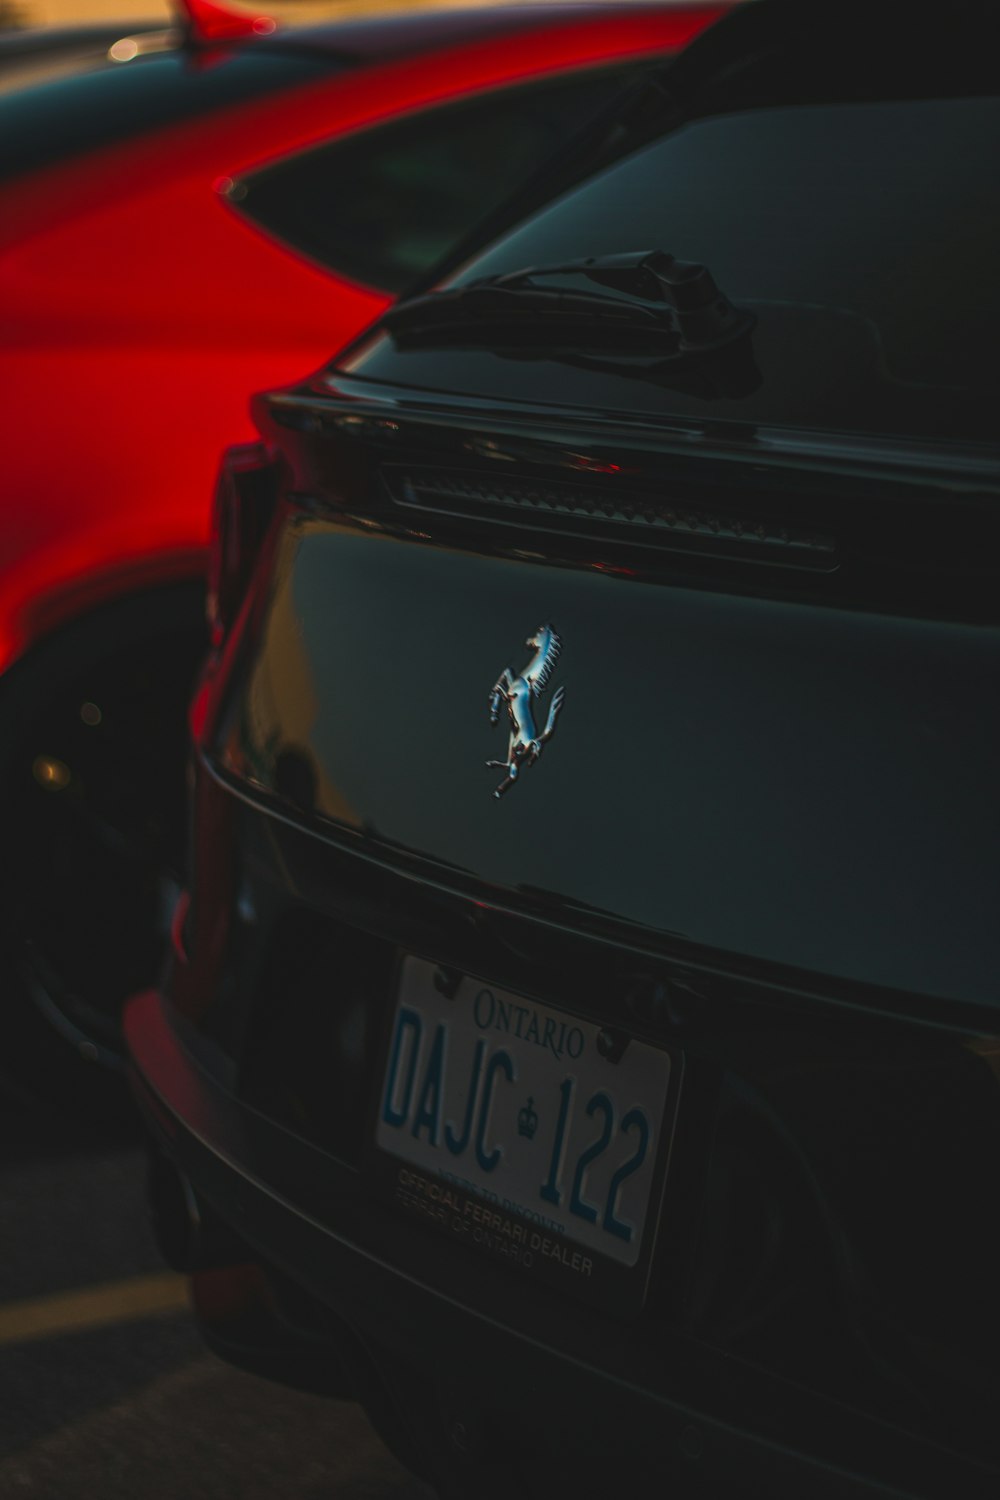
top-left (375, 957), bottom-right (674, 1270)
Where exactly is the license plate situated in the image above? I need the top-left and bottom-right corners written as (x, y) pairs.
top-left (375, 957), bottom-right (676, 1291)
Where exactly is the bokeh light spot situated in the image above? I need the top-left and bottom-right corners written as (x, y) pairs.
top-left (33, 756), bottom-right (71, 791)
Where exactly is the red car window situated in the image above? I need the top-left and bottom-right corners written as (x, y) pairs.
top-left (230, 60), bottom-right (647, 294)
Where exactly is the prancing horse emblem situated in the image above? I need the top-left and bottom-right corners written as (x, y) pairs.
top-left (487, 623), bottom-right (566, 799)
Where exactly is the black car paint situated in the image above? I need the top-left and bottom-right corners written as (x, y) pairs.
top-left (125, 373), bottom-right (1000, 1496)
top-left (202, 382), bottom-right (1000, 1015)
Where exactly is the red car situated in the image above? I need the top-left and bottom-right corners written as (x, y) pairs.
top-left (0, 0), bottom-right (724, 1089)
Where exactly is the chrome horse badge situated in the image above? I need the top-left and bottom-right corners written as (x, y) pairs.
top-left (487, 624), bottom-right (566, 799)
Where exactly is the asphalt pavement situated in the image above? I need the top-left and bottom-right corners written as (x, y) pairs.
top-left (0, 1059), bottom-right (433, 1499)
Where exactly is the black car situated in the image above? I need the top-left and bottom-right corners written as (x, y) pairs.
top-left (126, 3), bottom-right (1000, 1495)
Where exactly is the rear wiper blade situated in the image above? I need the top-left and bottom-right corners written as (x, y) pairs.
top-left (382, 251), bottom-right (754, 357)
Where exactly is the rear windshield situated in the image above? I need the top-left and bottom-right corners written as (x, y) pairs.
top-left (0, 46), bottom-right (348, 183)
top-left (351, 96), bottom-right (1000, 449)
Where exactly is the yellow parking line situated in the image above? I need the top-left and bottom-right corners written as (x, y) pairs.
top-left (0, 1272), bottom-right (189, 1347)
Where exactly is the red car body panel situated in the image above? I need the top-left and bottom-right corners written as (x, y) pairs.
top-left (0, 5), bottom-right (725, 673)
top-left (179, 0), bottom-right (277, 43)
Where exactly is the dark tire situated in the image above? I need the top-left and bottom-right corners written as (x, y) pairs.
top-left (0, 582), bottom-right (206, 1121)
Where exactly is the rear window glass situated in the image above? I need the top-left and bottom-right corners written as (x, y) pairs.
top-left (355, 96), bottom-right (1000, 448)
top-left (0, 47), bottom-right (348, 183)
top-left (233, 63), bottom-right (642, 295)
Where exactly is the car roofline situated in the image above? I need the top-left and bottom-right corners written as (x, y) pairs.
top-left (275, 4), bottom-right (719, 66)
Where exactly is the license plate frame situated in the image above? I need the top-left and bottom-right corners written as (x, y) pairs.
top-left (367, 955), bottom-right (682, 1314)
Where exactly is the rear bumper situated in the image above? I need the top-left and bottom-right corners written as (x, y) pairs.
top-left (126, 977), bottom-right (1000, 1500)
